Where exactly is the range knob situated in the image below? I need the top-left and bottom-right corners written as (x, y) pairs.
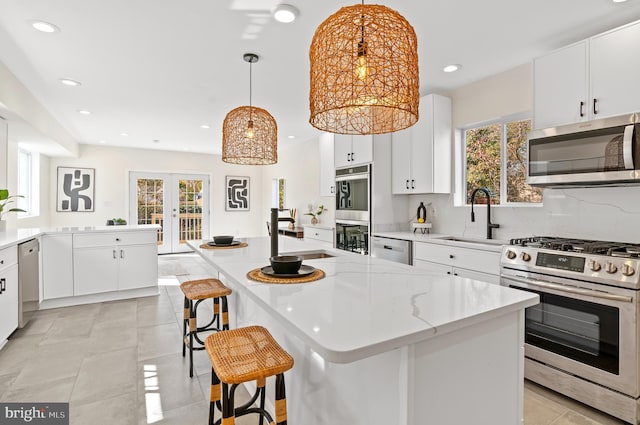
top-left (506, 250), bottom-right (517, 260)
top-left (589, 260), bottom-right (602, 272)
top-left (521, 252), bottom-right (532, 262)
top-left (605, 262), bottom-right (618, 274)
top-left (622, 264), bottom-right (636, 277)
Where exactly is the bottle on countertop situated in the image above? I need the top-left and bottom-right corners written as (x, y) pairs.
top-left (417, 202), bottom-right (427, 223)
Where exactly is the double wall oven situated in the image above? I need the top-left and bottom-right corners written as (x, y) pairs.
top-left (501, 237), bottom-right (640, 424)
top-left (335, 164), bottom-right (370, 255)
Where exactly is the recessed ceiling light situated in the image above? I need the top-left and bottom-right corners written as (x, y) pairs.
top-left (443, 64), bottom-right (461, 73)
top-left (59, 78), bottom-right (81, 86)
top-left (183, 147), bottom-right (189, 151)
top-left (120, 132), bottom-right (129, 137)
top-left (78, 110), bottom-right (91, 115)
top-left (274, 4), bottom-right (299, 23)
top-left (287, 135), bottom-right (295, 139)
top-left (31, 21), bottom-right (60, 33)
top-left (612, 0), bottom-right (628, 3)
top-left (200, 124), bottom-right (210, 129)
top-left (99, 140), bottom-right (107, 144)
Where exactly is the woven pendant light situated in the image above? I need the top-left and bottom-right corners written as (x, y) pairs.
top-left (222, 53), bottom-right (278, 165)
top-left (309, 3), bottom-right (419, 135)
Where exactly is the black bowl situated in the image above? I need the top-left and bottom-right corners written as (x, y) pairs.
top-left (270, 255), bottom-right (303, 274)
top-left (213, 235), bottom-right (234, 245)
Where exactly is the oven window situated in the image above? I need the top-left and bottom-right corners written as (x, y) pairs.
top-left (514, 286), bottom-right (620, 374)
top-left (335, 223), bottom-right (368, 255)
top-left (336, 180), bottom-right (368, 212)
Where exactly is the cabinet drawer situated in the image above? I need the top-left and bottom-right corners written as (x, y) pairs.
top-left (413, 242), bottom-right (500, 275)
top-left (305, 227), bottom-right (334, 244)
top-left (73, 231), bottom-right (157, 248)
top-left (0, 245), bottom-right (18, 270)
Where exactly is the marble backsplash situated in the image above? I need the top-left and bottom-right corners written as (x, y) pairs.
top-left (408, 185), bottom-right (640, 243)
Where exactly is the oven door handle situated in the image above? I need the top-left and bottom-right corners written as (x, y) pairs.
top-left (504, 275), bottom-right (634, 303)
top-left (622, 124), bottom-right (634, 170)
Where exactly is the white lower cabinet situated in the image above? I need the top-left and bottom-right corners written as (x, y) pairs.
top-left (413, 242), bottom-right (501, 284)
top-left (0, 246), bottom-right (18, 343)
top-left (41, 234), bottom-right (74, 299)
top-left (73, 231), bottom-right (157, 295)
top-left (304, 225), bottom-right (334, 247)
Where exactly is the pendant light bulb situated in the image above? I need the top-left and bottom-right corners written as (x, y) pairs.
top-left (245, 120), bottom-right (255, 140)
top-left (356, 41), bottom-right (369, 81)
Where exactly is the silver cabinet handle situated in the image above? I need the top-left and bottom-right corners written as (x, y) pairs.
top-left (505, 275), bottom-right (633, 303)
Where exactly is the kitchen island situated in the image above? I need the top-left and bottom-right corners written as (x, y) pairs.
top-left (188, 236), bottom-right (538, 425)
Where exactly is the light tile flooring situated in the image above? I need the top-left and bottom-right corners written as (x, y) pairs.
top-left (0, 253), bottom-right (628, 425)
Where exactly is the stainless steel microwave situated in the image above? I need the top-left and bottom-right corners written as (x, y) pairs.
top-left (527, 113), bottom-right (640, 186)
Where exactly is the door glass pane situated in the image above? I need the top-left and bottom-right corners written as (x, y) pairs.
top-left (178, 179), bottom-right (203, 245)
top-left (137, 179), bottom-right (164, 246)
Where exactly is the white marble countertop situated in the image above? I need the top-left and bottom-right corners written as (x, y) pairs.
top-left (0, 225), bottom-right (160, 250)
top-left (188, 236), bottom-right (538, 363)
top-left (373, 231), bottom-right (508, 252)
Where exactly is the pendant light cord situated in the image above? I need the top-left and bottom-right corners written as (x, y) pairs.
top-left (249, 60), bottom-right (253, 121)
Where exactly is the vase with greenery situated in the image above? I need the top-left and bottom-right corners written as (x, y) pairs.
top-left (0, 189), bottom-right (26, 231)
top-left (305, 204), bottom-right (326, 225)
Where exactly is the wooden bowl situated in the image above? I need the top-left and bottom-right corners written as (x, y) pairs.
top-left (270, 255), bottom-right (303, 274)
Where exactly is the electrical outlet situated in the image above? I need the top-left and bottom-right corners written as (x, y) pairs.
top-left (431, 207), bottom-right (436, 217)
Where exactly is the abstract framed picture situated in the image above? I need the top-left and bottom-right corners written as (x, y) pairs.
top-left (225, 176), bottom-right (250, 211)
top-left (57, 167), bottom-right (95, 212)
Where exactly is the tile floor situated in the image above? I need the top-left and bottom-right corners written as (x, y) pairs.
top-left (0, 253), bottom-right (628, 424)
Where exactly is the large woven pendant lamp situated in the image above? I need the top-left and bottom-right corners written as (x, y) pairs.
top-left (309, 2), bottom-right (419, 135)
top-left (222, 53), bottom-right (278, 165)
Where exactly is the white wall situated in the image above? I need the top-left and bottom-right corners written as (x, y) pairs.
top-left (409, 64), bottom-right (640, 243)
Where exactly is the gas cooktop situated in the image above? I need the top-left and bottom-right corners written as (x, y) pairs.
top-left (509, 237), bottom-right (640, 258)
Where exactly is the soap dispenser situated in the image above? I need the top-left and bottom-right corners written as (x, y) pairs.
top-left (417, 202), bottom-right (427, 223)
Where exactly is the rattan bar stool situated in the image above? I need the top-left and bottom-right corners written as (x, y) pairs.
top-left (205, 325), bottom-right (294, 425)
top-left (180, 278), bottom-right (232, 377)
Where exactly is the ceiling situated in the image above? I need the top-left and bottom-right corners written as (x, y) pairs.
top-left (1, 0), bottom-right (640, 156)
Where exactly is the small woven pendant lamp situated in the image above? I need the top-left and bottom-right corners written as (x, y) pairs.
top-left (222, 53), bottom-right (278, 165)
top-left (309, 2), bottom-right (419, 135)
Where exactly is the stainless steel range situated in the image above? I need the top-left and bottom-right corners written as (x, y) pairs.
top-left (500, 237), bottom-right (640, 424)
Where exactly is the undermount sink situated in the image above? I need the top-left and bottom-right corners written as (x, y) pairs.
top-left (281, 250), bottom-right (336, 260)
top-left (435, 236), bottom-right (506, 246)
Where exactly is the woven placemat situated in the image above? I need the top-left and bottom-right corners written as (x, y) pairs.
top-left (200, 242), bottom-right (248, 250)
top-left (246, 268), bottom-right (325, 284)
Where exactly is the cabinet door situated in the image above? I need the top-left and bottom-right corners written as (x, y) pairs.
top-left (391, 127), bottom-right (412, 194)
top-left (41, 234), bottom-right (74, 299)
top-left (413, 259), bottom-right (452, 276)
top-left (118, 244), bottom-right (158, 291)
top-left (533, 41), bottom-right (588, 129)
top-left (74, 247), bottom-right (119, 295)
top-left (453, 268), bottom-right (500, 285)
top-left (0, 264), bottom-right (18, 343)
top-left (319, 133), bottom-right (336, 196)
top-left (590, 21), bottom-right (640, 120)
top-left (351, 135), bottom-right (373, 165)
top-left (334, 134), bottom-right (352, 168)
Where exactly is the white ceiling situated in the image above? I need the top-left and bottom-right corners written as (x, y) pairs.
top-left (1, 0), bottom-right (640, 156)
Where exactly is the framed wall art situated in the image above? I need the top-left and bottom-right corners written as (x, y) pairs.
top-left (57, 167), bottom-right (95, 212)
top-left (225, 176), bottom-right (250, 211)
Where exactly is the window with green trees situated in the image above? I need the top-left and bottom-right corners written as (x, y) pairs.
top-left (464, 118), bottom-right (542, 205)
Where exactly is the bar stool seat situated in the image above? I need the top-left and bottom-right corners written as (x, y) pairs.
top-left (206, 326), bottom-right (294, 425)
top-left (180, 278), bottom-right (232, 378)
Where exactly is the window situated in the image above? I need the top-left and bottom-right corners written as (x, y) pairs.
top-left (271, 178), bottom-right (286, 209)
top-left (17, 149), bottom-right (39, 217)
top-left (461, 116), bottom-right (542, 205)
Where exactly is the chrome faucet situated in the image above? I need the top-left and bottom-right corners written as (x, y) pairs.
top-left (470, 188), bottom-right (500, 240)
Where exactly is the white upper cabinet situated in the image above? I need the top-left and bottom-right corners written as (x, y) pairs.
top-left (533, 41), bottom-right (588, 129)
top-left (334, 134), bottom-right (373, 168)
top-left (391, 94), bottom-right (451, 194)
top-left (319, 133), bottom-right (335, 196)
top-left (534, 20), bottom-right (640, 129)
top-left (590, 21), bottom-right (640, 120)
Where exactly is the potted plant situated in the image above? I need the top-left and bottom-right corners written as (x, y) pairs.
top-left (304, 204), bottom-right (326, 225)
top-left (0, 189), bottom-right (26, 232)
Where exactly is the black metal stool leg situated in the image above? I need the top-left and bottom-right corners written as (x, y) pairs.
top-left (275, 373), bottom-right (287, 425)
top-left (209, 367), bottom-right (221, 425)
top-left (182, 296), bottom-right (189, 356)
top-left (221, 296), bottom-right (230, 330)
top-left (188, 300), bottom-right (196, 377)
top-left (221, 382), bottom-right (235, 425)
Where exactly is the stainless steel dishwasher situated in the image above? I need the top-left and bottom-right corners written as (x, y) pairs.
top-left (18, 238), bottom-right (39, 328)
top-left (371, 236), bottom-right (412, 265)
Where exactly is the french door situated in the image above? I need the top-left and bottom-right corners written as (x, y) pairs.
top-left (129, 172), bottom-right (209, 254)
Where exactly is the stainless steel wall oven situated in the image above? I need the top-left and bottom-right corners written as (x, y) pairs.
top-left (335, 164), bottom-right (370, 255)
top-left (500, 237), bottom-right (640, 423)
